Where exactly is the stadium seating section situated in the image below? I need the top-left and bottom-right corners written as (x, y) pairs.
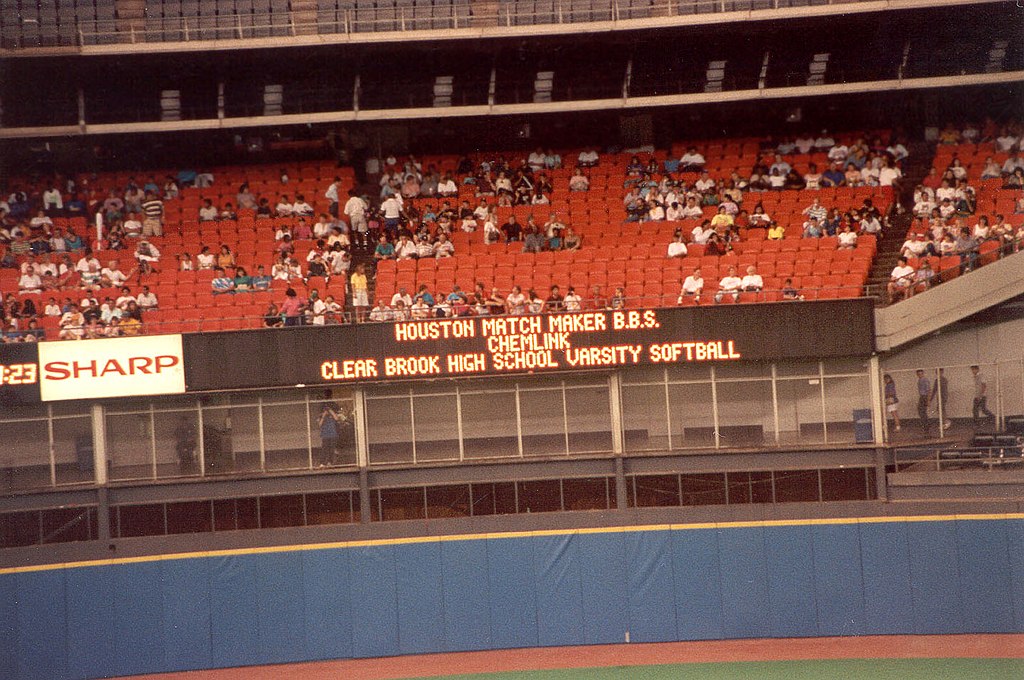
top-left (2, 133), bottom-right (900, 340)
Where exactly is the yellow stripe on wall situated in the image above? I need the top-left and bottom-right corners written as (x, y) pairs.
top-left (2, 512), bottom-right (1021, 576)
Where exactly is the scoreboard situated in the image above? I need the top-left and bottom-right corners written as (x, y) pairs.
top-left (0, 299), bottom-right (875, 403)
top-left (184, 299), bottom-right (875, 392)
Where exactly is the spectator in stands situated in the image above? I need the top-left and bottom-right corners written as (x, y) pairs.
top-left (133, 239), bottom-right (160, 274)
top-left (954, 227), bottom-right (979, 270)
top-left (912, 260), bottom-right (935, 294)
top-left (198, 199), bottom-right (218, 222)
top-left (577, 148), bottom-right (599, 168)
top-left (279, 288), bottom-right (305, 327)
top-left (859, 211), bottom-right (882, 236)
top-left (211, 267), bottom-right (235, 294)
top-left (781, 279), bottom-right (803, 300)
top-left (434, 233), bottom-right (455, 258)
top-left (883, 374), bottom-right (901, 432)
top-left (1004, 168), bottom-right (1024, 190)
top-left (741, 266), bottom-right (763, 293)
top-left (373, 235), bottom-right (396, 262)
top-left (715, 267), bottom-right (742, 303)
top-left (679, 147), bottom-right (705, 171)
top-left (837, 224), bottom-right (858, 249)
top-left (767, 167), bottom-right (786, 190)
top-left (394, 234), bottom-right (417, 260)
top-left (802, 216), bottom-right (823, 239)
top-left (18, 265), bottom-right (42, 294)
top-left (803, 163), bottom-right (823, 190)
top-left (1001, 152), bottom-right (1024, 177)
top-left (678, 268), bottom-right (703, 303)
top-left (900, 232), bottom-right (929, 259)
top-left (822, 162), bottom-right (845, 188)
top-left (887, 256), bottom-right (915, 302)
top-left (666, 233), bottom-right (688, 258)
top-left (350, 264), bottom-right (369, 322)
top-left (976, 156), bottom-right (1001, 180)
top-left (275, 196), bottom-right (294, 217)
top-left (546, 285), bottom-right (565, 312)
top-left (568, 167), bottom-right (591, 192)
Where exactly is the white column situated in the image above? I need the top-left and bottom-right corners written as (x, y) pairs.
top-left (353, 387), bottom-right (369, 468)
top-left (609, 372), bottom-right (624, 455)
top-left (868, 355), bottom-right (885, 445)
top-left (91, 403), bottom-right (107, 486)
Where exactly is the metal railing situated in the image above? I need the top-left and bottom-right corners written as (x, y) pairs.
top-left (894, 443), bottom-right (1024, 472)
top-left (0, 0), bottom-right (897, 49)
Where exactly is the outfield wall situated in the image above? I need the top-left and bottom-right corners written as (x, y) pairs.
top-left (2, 515), bottom-right (1022, 679)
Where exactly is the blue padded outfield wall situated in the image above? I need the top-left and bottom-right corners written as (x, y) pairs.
top-left (2, 516), bottom-right (1023, 679)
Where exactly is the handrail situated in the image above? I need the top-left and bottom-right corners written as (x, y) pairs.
top-left (894, 443), bottom-right (1024, 472)
top-left (0, 0), bottom-right (967, 49)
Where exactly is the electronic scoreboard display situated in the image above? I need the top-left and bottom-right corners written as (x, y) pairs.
top-left (183, 300), bottom-right (875, 392)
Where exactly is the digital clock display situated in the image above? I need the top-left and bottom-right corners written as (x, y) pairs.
top-left (0, 343), bottom-right (42, 404)
top-left (1, 362), bottom-right (38, 385)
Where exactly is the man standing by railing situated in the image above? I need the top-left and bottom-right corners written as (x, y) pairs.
top-left (916, 369), bottom-right (931, 432)
top-left (970, 365), bottom-right (995, 426)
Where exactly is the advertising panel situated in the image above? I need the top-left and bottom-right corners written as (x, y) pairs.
top-left (37, 334), bottom-right (186, 402)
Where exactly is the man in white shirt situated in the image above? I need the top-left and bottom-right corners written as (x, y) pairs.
top-left (1001, 155), bottom-right (1024, 175)
top-left (101, 261), bottom-right (130, 288)
top-left (76, 253), bottom-right (100, 273)
top-left (369, 300), bottom-right (393, 322)
top-left (577, 149), bottom-right (599, 167)
top-left (694, 170), bottom-right (716, 194)
top-left (42, 185), bottom-right (63, 212)
top-left (394, 235), bottom-right (417, 260)
top-left (679, 268), bottom-right (704, 302)
top-left (827, 144), bottom-right (849, 163)
top-left (415, 234), bottom-right (435, 258)
top-left (437, 175), bottom-right (458, 197)
top-left (292, 196), bottom-right (314, 216)
top-left (691, 223), bottom-right (711, 245)
top-left (391, 287), bottom-right (413, 309)
top-left (795, 135), bottom-right (815, 154)
top-left (666, 234), bottom-right (688, 258)
top-left (995, 130), bottom-right (1019, 153)
top-left (343, 190), bottom-right (369, 245)
top-left (324, 177), bottom-right (343, 216)
top-left (740, 266), bottom-right (763, 292)
top-left (123, 212), bottom-right (143, 238)
top-left (715, 267), bottom-right (743, 303)
top-left (814, 130), bottom-right (835, 149)
top-left (18, 266), bottom-right (42, 293)
top-left (527, 148), bottom-right (546, 172)
top-left (900, 233), bottom-right (929, 259)
top-left (878, 161), bottom-right (902, 188)
top-left (887, 257), bottom-right (916, 302)
top-left (680, 197), bottom-right (704, 220)
top-left (381, 194), bottom-right (403, 236)
top-left (679, 147), bottom-right (705, 170)
top-left (434, 233), bottom-right (455, 258)
top-left (136, 286), bottom-right (158, 310)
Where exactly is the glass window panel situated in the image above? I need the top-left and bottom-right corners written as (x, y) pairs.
top-left (201, 405), bottom-right (261, 474)
top-left (517, 480), bottom-right (562, 513)
top-left (212, 497), bottom-right (259, 531)
top-left (426, 485), bottom-right (471, 519)
top-left (0, 511), bottom-right (40, 548)
top-left (48, 402), bottom-right (90, 418)
top-left (714, 362), bottom-right (771, 380)
top-left (996, 360), bottom-right (1023, 420)
top-left (117, 504), bottom-right (165, 538)
top-left (3, 403), bottom-right (50, 419)
top-left (776, 378), bottom-right (825, 446)
top-left (0, 419), bottom-right (50, 492)
top-left (41, 506), bottom-right (95, 544)
top-left (714, 380), bottom-right (773, 448)
top-left (166, 501), bottom-right (213, 534)
top-left (824, 358), bottom-right (871, 375)
top-left (562, 477), bottom-right (610, 511)
top-left (306, 491), bottom-right (356, 525)
top-left (461, 390), bottom-right (518, 459)
top-left (106, 412), bottom-right (154, 481)
top-left (666, 364), bottom-right (712, 383)
top-left (725, 471), bottom-right (773, 504)
top-left (773, 470), bottom-right (820, 503)
top-left (263, 401), bottom-right (312, 471)
top-left (937, 365), bottom-right (974, 421)
top-left (821, 468), bottom-right (870, 502)
top-left (310, 399), bottom-right (356, 467)
top-left (153, 409), bottom-right (202, 479)
top-left (621, 366), bottom-right (667, 386)
top-left (52, 416), bottom-right (94, 486)
top-left (520, 388), bottom-right (567, 456)
top-left (775, 361), bottom-right (821, 378)
top-left (259, 494), bottom-right (305, 528)
top-left (824, 374), bottom-right (871, 443)
top-left (632, 474), bottom-right (680, 507)
top-left (622, 383), bottom-right (668, 452)
top-left (365, 395), bottom-right (414, 465)
top-left (412, 394), bottom-right (459, 462)
top-left (566, 386), bottom-right (612, 453)
top-left (680, 473), bottom-right (727, 506)
top-left (470, 482), bottom-right (516, 515)
top-left (668, 382), bottom-right (716, 450)
top-left (379, 487), bottom-right (425, 521)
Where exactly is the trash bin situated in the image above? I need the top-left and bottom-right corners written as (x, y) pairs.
top-left (853, 409), bottom-right (873, 443)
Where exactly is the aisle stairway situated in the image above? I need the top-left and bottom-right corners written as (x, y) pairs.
top-left (865, 140), bottom-right (935, 301)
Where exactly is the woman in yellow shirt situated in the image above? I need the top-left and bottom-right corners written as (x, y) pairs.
top-left (766, 221), bottom-right (785, 240)
top-left (349, 263), bottom-right (369, 322)
top-left (709, 205), bottom-right (734, 230)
